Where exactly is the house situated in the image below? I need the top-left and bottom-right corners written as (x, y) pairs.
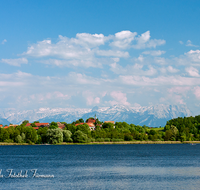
top-left (0, 125), bottom-right (3, 128)
top-left (75, 122), bottom-right (84, 126)
top-left (86, 122), bottom-right (96, 130)
top-left (75, 122), bottom-right (96, 131)
top-left (9, 124), bottom-right (18, 127)
top-left (87, 118), bottom-right (96, 123)
top-left (57, 122), bottom-right (65, 129)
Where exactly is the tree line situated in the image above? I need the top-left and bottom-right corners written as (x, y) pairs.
top-left (0, 115), bottom-right (200, 144)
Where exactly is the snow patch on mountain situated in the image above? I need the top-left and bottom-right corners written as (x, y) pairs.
top-left (0, 104), bottom-right (193, 127)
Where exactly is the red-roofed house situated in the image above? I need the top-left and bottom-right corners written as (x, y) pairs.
top-left (75, 123), bottom-right (84, 126)
top-left (57, 122), bottom-right (65, 129)
top-left (75, 122), bottom-right (96, 130)
top-left (87, 123), bottom-right (96, 130)
top-left (9, 124), bottom-right (18, 127)
top-left (87, 118), bottom-right (96, 123)
top-left (0, 125), bottom-right (3, 128)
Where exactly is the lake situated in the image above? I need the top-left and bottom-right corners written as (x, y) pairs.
top-left (0, 144), bottom-right (200, 190)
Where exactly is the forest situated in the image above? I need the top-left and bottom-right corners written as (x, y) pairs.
top-left (0, 115), bottom-right (200, 144)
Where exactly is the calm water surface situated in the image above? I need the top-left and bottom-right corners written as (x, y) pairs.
top-left (0, 144), bottom-right (200, 190)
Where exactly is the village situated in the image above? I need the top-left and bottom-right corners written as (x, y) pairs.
top-left (0, 115), bottom-right (115, 131)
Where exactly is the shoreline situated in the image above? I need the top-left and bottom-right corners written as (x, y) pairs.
top-left (0, 141), bottom-right (200, 145)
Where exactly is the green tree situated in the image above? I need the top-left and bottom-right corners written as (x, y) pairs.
top-left (24, 127), bottom-right (37, 143)
top-left (79, 118), bottom-right (84, 123)
top-left (31, 123), bottom-right (37, 128)
top-left (65, 124), bottom-right (76, 134)
top-left (15, 135), bottom-right (23, 143)
top-left (37, 127), bottom-right (48, 143)
top-left (49, 121), bottom-right (58, 129)
top-left (73, 130), bottom-right (88, 143)
top-left (21, 120), bottom-right (29, 126)
top-left (46, 128), bottom-right (63, 144)
top-left (164, 130), bottom-right (173, 141)
top-left (76, 124), bottom-right (90, 136)
top-left (63, 130), bottom-right (73, 142)
top-left (0, 128), bottom-right (10, 142)
top-left (102, 122), bottom-right (114, 129)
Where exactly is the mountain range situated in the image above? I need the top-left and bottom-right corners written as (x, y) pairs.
top-left (0, 104), bottom-right (193, 127)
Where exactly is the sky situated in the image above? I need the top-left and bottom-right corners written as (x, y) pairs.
top-left (0, 0), bottom-right (200, 114)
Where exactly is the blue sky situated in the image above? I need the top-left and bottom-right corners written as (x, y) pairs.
top-left (1, 0), bottom-right (200, 114)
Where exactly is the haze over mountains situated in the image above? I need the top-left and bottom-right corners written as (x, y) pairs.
top-left (0, 104), bottom-right (193, 127)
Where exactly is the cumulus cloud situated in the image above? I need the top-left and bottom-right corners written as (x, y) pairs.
top-left (186, 40), bottom-right (198, 47)
top-left (110, 30), bottom-right (137, 49)
top-left (193, 86), bottom-right (200, 99)
top-left (96, 50), bottom-right (129, 57)
top-left (167, 66), bottom-right (179, 73)
top-left (142, 50), bottom-right (166, 56)
top-left (110, 62), bottom-right (157, 76)
top-left (21, 30), bottom-right (166, 69)
top-left (110, 91), bottom-right (130, 106)
top-left (111, 31), bottom-right (165, 49)
top-left (1, 39), bottom-right (7, 44)
top-left (168, 86), bottom-right (190, 95)
top-left (119, 75), bottom-right (200, 86)
top-left (154, 57), bottom-right (168, 65)
top-left (185, 67), bottom-right (199, 77)
top-left (82, 91), bottom-right (100, 105)
top-left (68, 72), bottom-right (102, 85)
top-left (1, 58), bottom-right (28, 66)
top-left (185, 50), bottom-right (200, 63)
top-left (132, 31), bottom-right (165, 49)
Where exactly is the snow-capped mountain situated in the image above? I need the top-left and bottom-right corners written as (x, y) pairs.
top-left (0, 104), bottom-right (193, 127)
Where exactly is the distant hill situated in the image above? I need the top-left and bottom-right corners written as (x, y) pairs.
top-left (0, 117), bottom-right (10, 125)
top-left (0, 104), bottom-right (193, 127)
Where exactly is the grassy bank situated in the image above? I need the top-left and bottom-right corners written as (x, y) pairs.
top-left (0, 142), bottom-right (29, 145)
top-left (1, 141), bottom-right (200, 145)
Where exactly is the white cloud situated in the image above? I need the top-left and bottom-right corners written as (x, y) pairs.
top-left (132, 31), bottom-right (165, 49)
top-left (185, 50), bottom-right (200, 63)
top-left (110, 30), bottom-right (137, 49)
top-left (68, 72), bottom-right (102, 85)
top-left (119, 75), bottom-right (200, 86)
top-left (193, 86), bottom-right (200, 99)
top-left (168, 86), bottom-right (190, 94)
top-left (40, 58), bottom-right (102, 68)
top-left (1, 58), bottom-right (28, 66)
top-left (185, 67), bottom-right (199, 77)
top-left (110, 91), bottom-right (130, 106)
top-left (73, 33), bottom-right (109, 47)
top-left (82, 91), bottom-right (100, 105)
top-left (23, 31), bottom-right (165, 70)
top-left (179, 41), bottom-right (184, 45)
top-left (186, 40), bottom-right (198, 47)
top-left (54, 91), bottom-right (69, 99)
top-left (1, 39), bottom-right (7, 44)
top-left (167, 66), bottom-right (179, 73)
top-left (154, 57), bottom-right (168, 65)
top-left (110, 63), bottom-right (157, 76)
top-left (142, 50), bottom-right (166, 56)
top-left (96, 50), bottom-right (129, 57)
